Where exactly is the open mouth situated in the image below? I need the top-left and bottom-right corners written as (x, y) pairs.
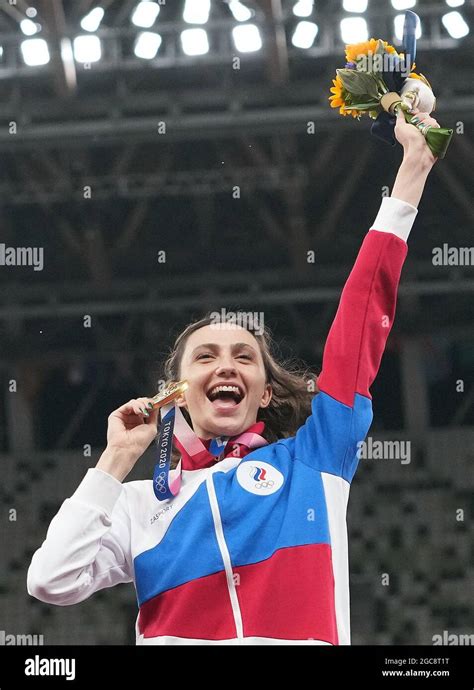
top-left (206, 384), bottom-right (244, 409)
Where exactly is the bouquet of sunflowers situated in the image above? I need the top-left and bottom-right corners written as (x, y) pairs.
top-left (329, 34), bottom-right (453, 159)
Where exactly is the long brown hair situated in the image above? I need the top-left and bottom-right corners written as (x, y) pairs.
top-left (158, 312), bottom-right (319, 463)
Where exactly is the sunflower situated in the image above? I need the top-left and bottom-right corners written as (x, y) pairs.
top-left (345, 38), bottom-right (398, 64)
top-left (329, 75), bottom-right (344, 109)
top-left (329, 74), bottom-right (361, 118)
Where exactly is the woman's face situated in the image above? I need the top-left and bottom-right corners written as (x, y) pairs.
top-left (176, 324), bottom-right (272, 439)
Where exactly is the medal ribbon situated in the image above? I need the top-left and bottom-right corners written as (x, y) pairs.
top-left (153, 403), bottom-right (268, 501)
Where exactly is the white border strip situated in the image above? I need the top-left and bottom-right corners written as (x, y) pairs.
top-left (206, 474), bottom-right (244, 639)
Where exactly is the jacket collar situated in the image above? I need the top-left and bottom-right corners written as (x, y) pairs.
top-left (176, 421), bottom-right (266, 471)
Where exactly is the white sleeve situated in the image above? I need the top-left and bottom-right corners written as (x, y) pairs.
top-left (27, 468), bottom-right (133, 606)
top-left (370, 196), bottom-right (418, 242)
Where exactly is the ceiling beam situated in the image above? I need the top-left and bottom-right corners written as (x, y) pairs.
top-left (38, 0), bottom-right (77, 97)
top-left (258, 0), bottom-right (289, 84)
top-left (0, 279), bottom-right (472, 321)
top-left (113, 199), bottom-right (149, 255)
top-left (312, 146), bottom-right (372, 244)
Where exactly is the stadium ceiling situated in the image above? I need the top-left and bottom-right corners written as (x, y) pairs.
top-left (0, 0), bottom-right (472, 147)
top-left (0, 0), bottom-right (472, 353)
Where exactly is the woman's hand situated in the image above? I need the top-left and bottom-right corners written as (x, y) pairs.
top-left (96, 398), bottom-right (160, 481)
top-left (394, 107), bottom-right (440, 171)
top-left (106, 397), bottom-right (160, 456)
top-left (391, 106), bottom-right (441, 208)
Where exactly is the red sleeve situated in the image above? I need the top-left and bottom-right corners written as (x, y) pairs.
top-left (317, 230), bottom-right (408, 408)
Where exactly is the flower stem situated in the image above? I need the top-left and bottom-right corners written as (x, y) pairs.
top-left (375, 76), bottom-right (389, 95)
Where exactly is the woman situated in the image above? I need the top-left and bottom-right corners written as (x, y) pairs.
top-left (27, 109), bottom-right (440, 645)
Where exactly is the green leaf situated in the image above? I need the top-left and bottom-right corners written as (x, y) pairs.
top-left (425, 127), bottom-right (454, 160)
top-left (336, 69), bottom-right (380, 99)
top-left (346, 102), bottom-right (380, 110)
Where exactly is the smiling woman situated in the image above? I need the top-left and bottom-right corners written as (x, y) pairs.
top-left (162, 314), bottom-right (317, 456)
top-left (27, 111), bottom-right (438, 644)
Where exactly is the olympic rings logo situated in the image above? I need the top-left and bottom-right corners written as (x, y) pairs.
top-left (154, 471), bottom-right (168, 494)
top-left (237, 461), bottom-right (283, 495)
top-left (254, 480), bottom-right (275, 489)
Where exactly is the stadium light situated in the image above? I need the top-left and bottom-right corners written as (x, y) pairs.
top-left (228, 1), bottom-right (252, 22)
top-left (134, 31), bottom-right (162, 59)
top-left (293, 0), bottom-right (313, 17)
top-left (340, 17), bottom-right (368, 43)
top-left (81, 7), bottom-right (105, 32)
top-left (442, 11), bottom-right (469, 38)
top-left (445, 0), bottom-right (465, 7)
top-left (131, 1), bottom-right (160, 28)
top-left (391, 0), bottom-right (416, 9)
top-left (180, 28), bottom-right (209, 55)
top-left (183, 0), bottom-right (211, 25)
top-left (394, 14), bottom-right (421, 40)
top-left (20, 19), bottom-right (39, 36)
top-left (73, 35), bottom-right (102, 63)
top-left (21, 38), bottom-right (50, 66)
top-left (292, 21), bottom-right (318, 49)
top-left (232, 24), bottom-right (262, 52)
top-left (343, 0), bottom-right (368, 12)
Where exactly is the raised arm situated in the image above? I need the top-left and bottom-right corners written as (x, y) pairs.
top-left (319, 107), bottom-right (439, 404)
top-left (295, 107), bottom-right (439, 480)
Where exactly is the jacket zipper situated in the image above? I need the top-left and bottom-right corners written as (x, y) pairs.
top-left (206, 473), bottom-right (244, 639)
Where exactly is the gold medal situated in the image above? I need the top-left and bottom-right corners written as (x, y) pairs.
top-left (150, 380), bottom-right (188, 409)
